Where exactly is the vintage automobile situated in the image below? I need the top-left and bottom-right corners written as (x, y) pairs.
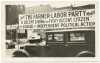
top-left (12, 30), bottom-right (95, 57)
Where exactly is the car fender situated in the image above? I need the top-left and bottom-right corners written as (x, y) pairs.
top-left (13, 49), bottom-right (30, 57)
top-left (76, 50), bottom-right (95, 57)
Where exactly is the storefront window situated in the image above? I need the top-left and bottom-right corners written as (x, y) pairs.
top-left (18, 30), bottom-right (27, 39)
top-left (6, 29), bottom-right (16, 40)
top-left (69, 32), bottom-right (85, 42)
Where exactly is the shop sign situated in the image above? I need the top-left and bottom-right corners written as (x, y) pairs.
top-left (6, 24), bottom-right (18, 30)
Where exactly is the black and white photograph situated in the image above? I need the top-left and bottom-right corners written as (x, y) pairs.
top-left (4, 1), bottom-right (96, 57)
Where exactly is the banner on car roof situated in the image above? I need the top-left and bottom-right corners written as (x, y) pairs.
top-left (19, 9), bottom-right (95, 30)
